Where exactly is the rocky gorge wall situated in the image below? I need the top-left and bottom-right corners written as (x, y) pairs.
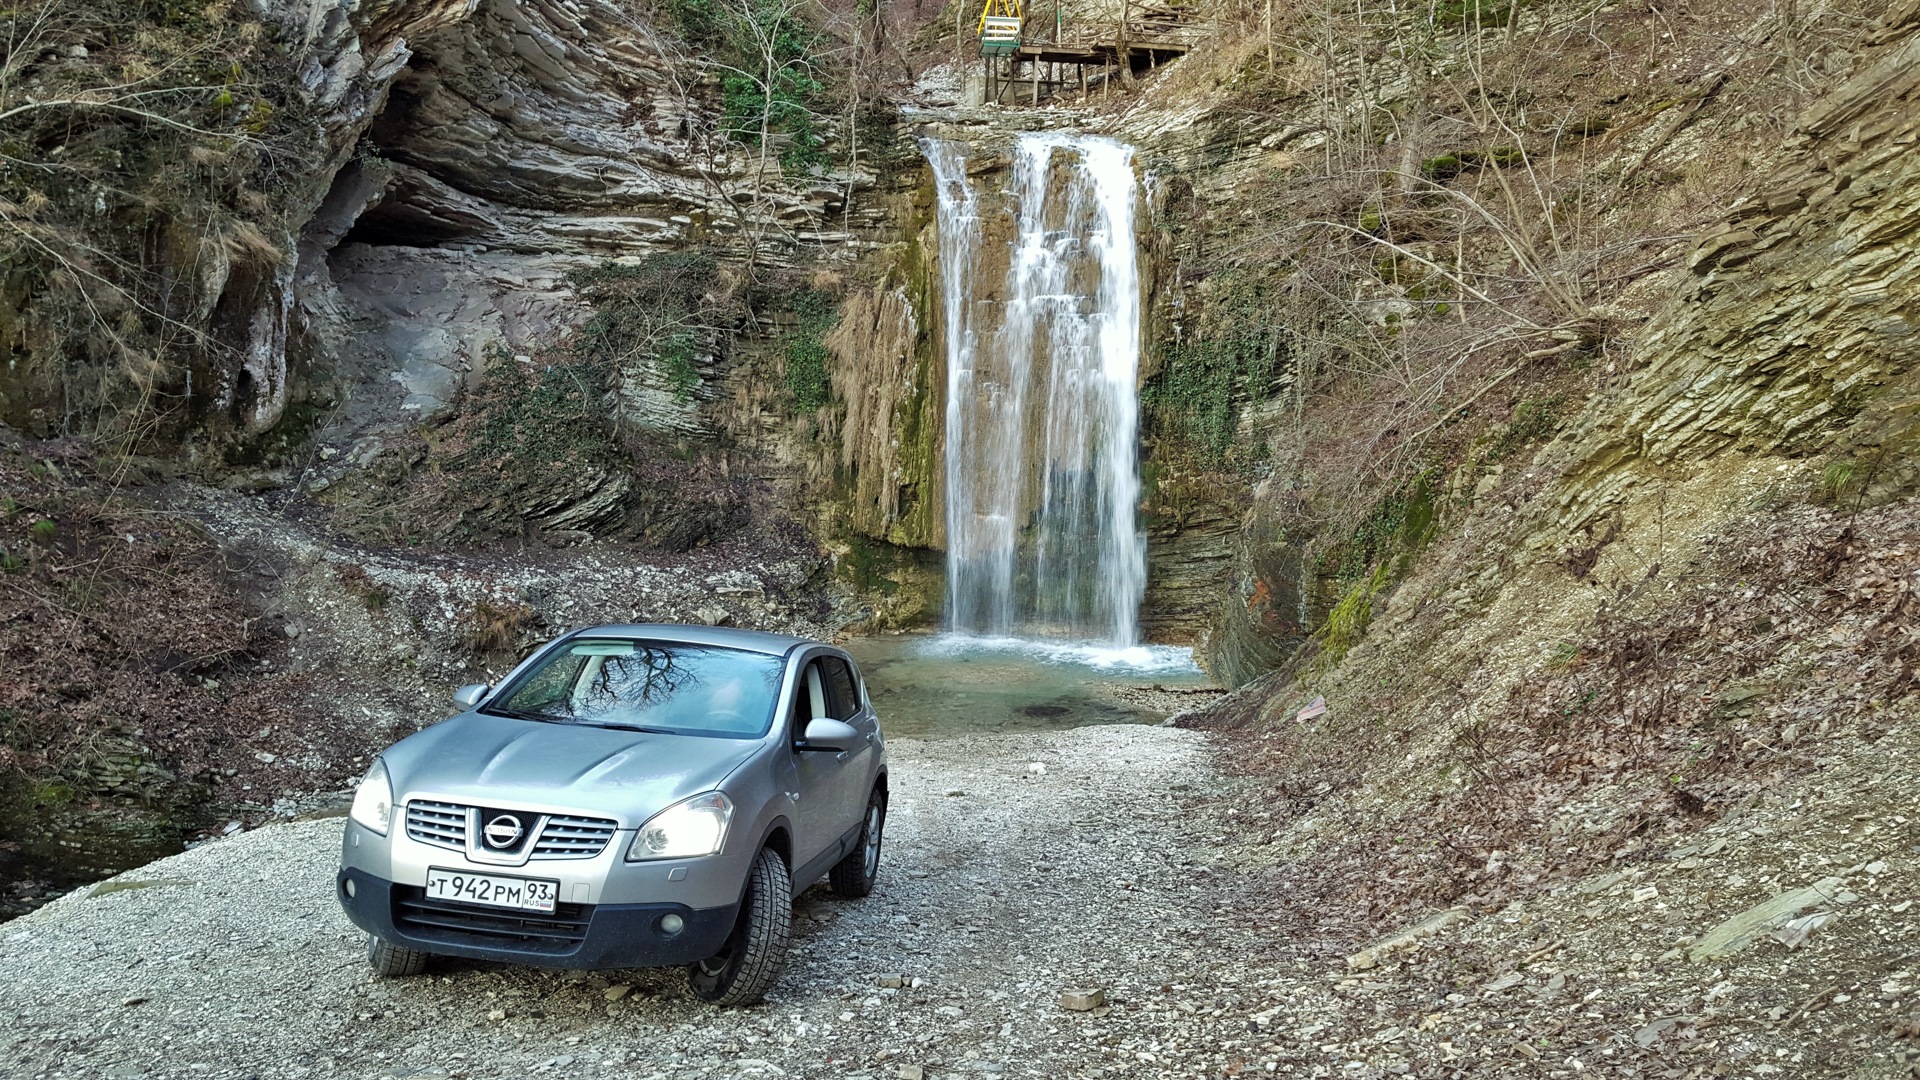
top-left (282, 0), bottom-right (885, 454)
top-left (27, 0), bottom-right (1905, 664)
top-left (1, 0), bottom-right (878, 450)
top-left (0, 0), bottom-right (1249, 644)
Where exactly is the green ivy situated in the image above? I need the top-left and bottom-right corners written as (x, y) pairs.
top-left (676, 0), bottom-right (829, 174)
top-left (1320, 472), bottom-right (1439, 584)
top-left (782, 289), bottom-right (839, 411)
top-left (1142, 271), bottom-right (1283, 466)
top-left (665, 0), bottom-right (725, 47)
top-left (566, 255), bottom-right (735, 405)
top-left (445, 349), bottom-right (617, 507)
top-left (659, 331), bottom-right (701, 405)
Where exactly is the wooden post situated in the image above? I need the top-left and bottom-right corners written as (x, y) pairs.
top-left (1032, 58), bottom-right (1041, 105)
top-left (1078, 62), bottom-right (1087, 100)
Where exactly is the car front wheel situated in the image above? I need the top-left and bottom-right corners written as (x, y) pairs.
top-left (367, 934), bottom-right (429, 977)
top-left (688, 846), bottom-right (792, 1006)
top-left (828, 784), bottom-right (886, 898)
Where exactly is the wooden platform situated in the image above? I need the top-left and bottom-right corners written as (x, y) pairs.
top-left (1014, 39), bottom-right (1189, 67)
top-left (976, 0), bottom-right (1202, 105)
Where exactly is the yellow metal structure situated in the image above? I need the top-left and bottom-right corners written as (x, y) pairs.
top-left (978, 0), bottom-right (1022, 54)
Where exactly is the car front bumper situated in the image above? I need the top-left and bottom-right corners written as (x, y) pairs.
top-left (337, 818), bottom-right (749, 970)
top-left (336, 867), bottom-right (739, 970)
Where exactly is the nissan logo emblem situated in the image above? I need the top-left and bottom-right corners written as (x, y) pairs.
top-left (483, 814), bottom-right (524, 849)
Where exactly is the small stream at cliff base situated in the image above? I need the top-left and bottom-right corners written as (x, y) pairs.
top-left (844, 634), bottom-right (1215, 739)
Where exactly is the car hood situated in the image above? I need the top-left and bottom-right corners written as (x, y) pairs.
top-left (382, 711), bottom-right (764, 827)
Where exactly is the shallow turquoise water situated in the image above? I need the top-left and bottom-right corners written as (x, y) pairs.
top-left (842, 633), bottom-right (1216, 740)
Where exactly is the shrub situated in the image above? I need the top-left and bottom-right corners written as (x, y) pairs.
top-left (463, 600), bottom-right (538, 657)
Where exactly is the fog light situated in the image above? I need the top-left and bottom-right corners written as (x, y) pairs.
top-left (343, 877), bottom-right (357, 899)
top-left (659, 913), bottom-right (684, 935)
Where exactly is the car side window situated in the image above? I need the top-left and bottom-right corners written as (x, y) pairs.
top-left (819, 657), bottom-right (860, 721)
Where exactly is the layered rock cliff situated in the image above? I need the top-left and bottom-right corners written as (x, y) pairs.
top-left (1, 0), bottom-right (872, 449)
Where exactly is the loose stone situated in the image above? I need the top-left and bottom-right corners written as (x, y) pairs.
top-left (1061, 988), bottom-right (1108, 1011)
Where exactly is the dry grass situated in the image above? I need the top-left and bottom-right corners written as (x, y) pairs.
top-left (461, 599), bottom-right (541, 659)
top-left (1189, 493), bottom-right (1918, 940)
top-left (0, 0), bottom-right (315, 445)
top-left (1131, 0), bottom-right (1886, 681)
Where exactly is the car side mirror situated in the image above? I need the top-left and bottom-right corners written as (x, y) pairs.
top-left (453, 683), bottom-right (490, 710)
top-left (799, 717), bottom-right (859, 752)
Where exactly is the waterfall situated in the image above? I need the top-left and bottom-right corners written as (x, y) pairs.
top-left (927, 132), bottom-right (1147, 649)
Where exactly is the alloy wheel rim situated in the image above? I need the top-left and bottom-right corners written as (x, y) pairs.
top-left (863, 804), bottom-right (882, 877)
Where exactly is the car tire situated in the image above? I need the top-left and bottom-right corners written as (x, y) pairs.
top-left (367, 934), bottom-right (429, 977)
top-left (687, 846), bottom-right (791, 1006)
top-left (828, 784), bottom-right (886, 899)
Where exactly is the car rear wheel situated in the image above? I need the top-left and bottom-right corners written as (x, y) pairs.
top-left (828, 784), bottom-right (886, 898)
top-left (687, 846), bottom-right (791, 1006)
top-left (367, 934), bottom-right (429, 977)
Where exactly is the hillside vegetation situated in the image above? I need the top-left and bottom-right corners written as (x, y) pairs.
top-left (1103, 2), bottom-right (1920, 1071)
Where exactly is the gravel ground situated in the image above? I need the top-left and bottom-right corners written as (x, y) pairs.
top-left (0, 725), bottom-right (1282, 1080)
top-left (8, 713), bottom-right (1913, 1079)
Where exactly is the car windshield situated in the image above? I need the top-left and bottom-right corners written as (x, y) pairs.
top-left (486, 639), bottom-right (784, 739)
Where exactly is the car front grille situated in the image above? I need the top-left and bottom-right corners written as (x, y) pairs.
top-left (534, 815), bottom-right (620, 858)
top-left (392, 887), bottom-right (591, 955)
top-left (405, 801), bottom-right (468, 849)
top-left (404, 801), bottom-right (618, 859)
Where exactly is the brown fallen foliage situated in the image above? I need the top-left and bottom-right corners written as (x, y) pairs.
top-left (1186, 495), bottom-right (1918, 956)
top-left (0, 436), bottom-right (311, 906)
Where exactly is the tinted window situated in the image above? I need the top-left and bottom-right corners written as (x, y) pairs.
top-left (489, 639), bottom-right (784, 738)
top-left (819, 657), bottom-right (860, 721)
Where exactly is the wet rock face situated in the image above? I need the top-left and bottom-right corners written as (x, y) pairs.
top-left (1140, 484), bottom-right (1240, 647)
top-left (827, 275), bottom-right (943, 551)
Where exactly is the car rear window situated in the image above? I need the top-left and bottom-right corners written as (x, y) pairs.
top-left (487, 639), bottom-right (786, 739)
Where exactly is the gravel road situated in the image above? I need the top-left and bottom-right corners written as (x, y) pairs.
top-left (0, 725), bottom-right (1278, 1080)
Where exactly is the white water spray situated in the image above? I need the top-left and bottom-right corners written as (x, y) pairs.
top-left (928, 132), bottom-right (1147, 650)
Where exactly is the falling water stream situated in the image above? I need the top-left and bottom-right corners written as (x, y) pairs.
top-left (931, 133), bottom-right (1144, 646)
top-left (925, 131), bottom-right (1195, 675)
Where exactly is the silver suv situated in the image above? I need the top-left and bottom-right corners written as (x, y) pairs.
top-left (335, 625), bottom-right (888, 1005)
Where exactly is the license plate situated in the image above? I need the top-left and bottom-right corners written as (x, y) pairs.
top-left (425, 868), bottom-right (559, 913)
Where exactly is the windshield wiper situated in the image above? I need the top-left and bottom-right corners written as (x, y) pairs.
top-left (480, 706), bottom-right (572, 724)
top-left (576, 721), bottom-right (673, 735)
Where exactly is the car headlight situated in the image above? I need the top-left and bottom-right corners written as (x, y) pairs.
top-left (628, 792), bottom-right (733, 861)
top-left (349, 760), bottom-right (394, 836)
